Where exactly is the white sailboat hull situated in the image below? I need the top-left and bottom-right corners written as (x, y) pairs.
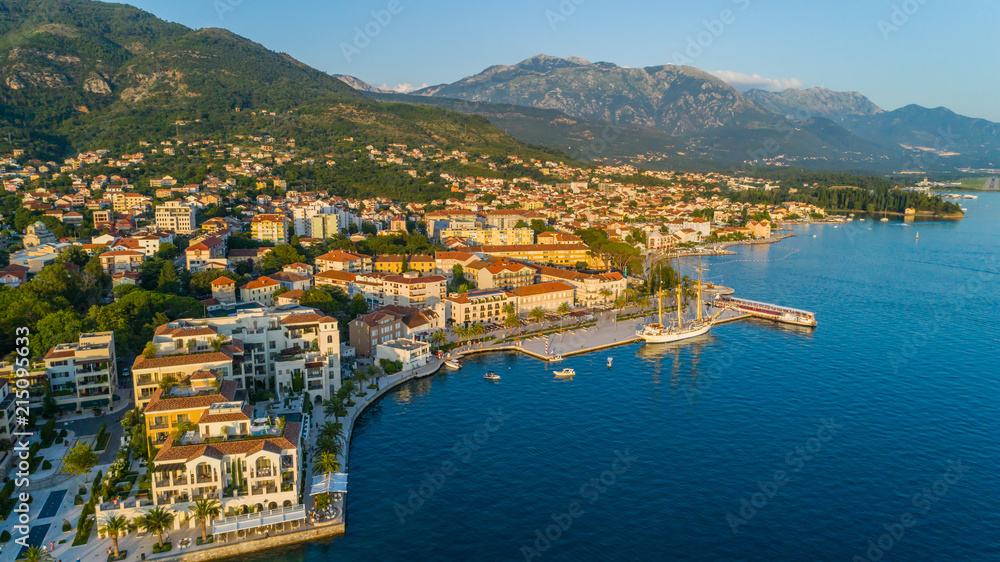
top-left (637, 322), bottom-right (712, 343)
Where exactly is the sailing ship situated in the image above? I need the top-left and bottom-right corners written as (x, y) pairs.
top-left (637, 260), bottom-right (719, 344)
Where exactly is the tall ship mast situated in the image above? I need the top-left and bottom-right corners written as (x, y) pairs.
top-left (637, 257), bottom-right (720, 344)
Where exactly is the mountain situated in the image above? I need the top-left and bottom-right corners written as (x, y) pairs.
top-left (744, 88), bottom-right (884, 121)
top-left (415, 54), bottom-right (768, 136)
top-left (334, 74), bottom-right (395, 94)
top-left (746, 89), bottom-right (1000, 168)
top-left (0, 0), bottom-right (575, 175)
top-left (414, 55), bottom-right (911, 171)
top-left (369, 91), bottom-right (686, 164)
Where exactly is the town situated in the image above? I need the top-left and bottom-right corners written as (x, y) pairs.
top-left (0, 136), bottom-right (828, 561)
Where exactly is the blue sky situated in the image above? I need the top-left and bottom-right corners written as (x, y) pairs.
top-left (125, 0), bottom-right (1000, 121)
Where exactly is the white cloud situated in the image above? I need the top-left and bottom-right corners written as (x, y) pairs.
top-left (380, 82), bottom-right (429, 93)
top-left (708, 71), bottom-right (804, 92)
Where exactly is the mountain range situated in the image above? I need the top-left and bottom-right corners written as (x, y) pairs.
top-left (0, 0), bottom-right (572, 174)
top-left (2, 0), bottom-right (996, 178)
top-left (365, 54), bottom-right (1000, 173)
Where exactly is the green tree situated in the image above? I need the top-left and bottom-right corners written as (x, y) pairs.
top-left (188, 498), bottom-right (221, 543)
top-left (557, 302), bottom-right (571, 315)
top-left (31, 309), bottom-right (83, 357)
top-left (62, 442), bottom-right (99, 482)
top-left (529, 307), bottom-right (546, 322)
top-left (16, 545), bottom-right (52, 562)
top-left (155, 243), bottom-right (179, 260)
top-left (157, 262), bottom-right (180, 294)
top-left (259, 244), bottom-right (305, 274)
top-left (312, 451), bottom-right (341, 476)
top-left (98, 515), bottom-right (130, 558)
top-left (142, 342), bottom-right (158, 359)
top-left (136, 506), bottom-right (175, 548)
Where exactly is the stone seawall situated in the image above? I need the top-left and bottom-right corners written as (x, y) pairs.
top-left (152, 522), bottom-right (345, 562)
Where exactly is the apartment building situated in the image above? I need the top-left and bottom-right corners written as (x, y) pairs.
top-left (466, 260), bottom-right (536, 290)
top-left (315, 250), bottom-right (371, 273)
top-left (533, 265), bottom-right (627, 306)
top-left (309, 214), bottom-right (340, 239)
top-left (98, 250), bottom-right (145, 274)
top-left (349, 311), bottom-right (406, 358)
top-left (470, 243), bottom-right (592, 267)
top-left (211, 277), bottom-right (238, 303)
top-left (437, 227), bottom-right (535, 246)
top-left (132, 350), bottom-right (236, 409)
top-left (375, 338), bottom-right (431, 371)
top-left (241, 276), bottom-right (282, 306)
top-left (381, 272), bottom-right (446, 308)
top-left (142, 309), bottom-right (341, 404)
top-left (511, 281), bottom-right (576, 312)
top-left (148, 399), bottom-right (302, 515)
top-left (443, 289), bottom-right (517, 327)
top-left (484, 210), bottom-right (545, 230)
top-left (250, 214), bottom-right (289, 244)
top-left (155, 201), bottom-right (197, 234)
top-left (185, 237), bottom-right (226, 272)
top-left (42, 332), bottom-right (118, 412)
top-left (144, 372), bottom-right (240, 448)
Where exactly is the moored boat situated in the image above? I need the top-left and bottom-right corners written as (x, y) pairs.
top-left (444, 359), bottom-right (461, 370)
top-left (713, 295), bottom-right (817, 327)
top-left (483, 371), bottom-right (501, 381)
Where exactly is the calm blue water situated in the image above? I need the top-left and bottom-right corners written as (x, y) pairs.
top-left (241, 194), bottom-right (1000, 561)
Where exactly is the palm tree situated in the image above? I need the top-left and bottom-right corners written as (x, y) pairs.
top-left (319, 422), bottom-right (345, 445)
top-left (316, 434), bottom-right (343, 457)
top-left (188, 498), bottom-right (221, 543)
top-left (16, 546), bottom-right (52, 562)
top-left (454, 326), bottom-right (467, 346)
top-left (323, 396), bottom-right (344, 424)
top-left (136, 506), bottom-right (175, 548)
top-left (339, 378), bottom-right (356, 406)
top-left (99, 514), bottom-right (130, 558)
top-left (312, 451), bottom-right (341, 476)
top-left (501, 303), bottom-right (516, 316)
top-left (504, 312), bottom-right (520, 332)
top-left (598, 288), bottom-right (613, 304)
top-left (429, 330), bottom-right (448, 350)
top-left (529, 307), bottom-right (546, 323)
top-left (353, 370), bottom-right (368, 398)
top-left (557, 302), bottom-right (571, 315)
top-left (470, 323), bottom-right (485, 341)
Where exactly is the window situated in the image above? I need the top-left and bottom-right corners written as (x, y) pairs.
top-left (327, 335), bottom-right (334, 343)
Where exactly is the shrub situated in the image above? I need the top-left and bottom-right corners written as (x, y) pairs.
top-left (0, 530), bottom-right (9, 542)
top-left (42, 460), bottom-right (52, 470)
top-left (62, 520), bottom-right (72, 532)
top-left (59, 429), bottom-right (68, 438)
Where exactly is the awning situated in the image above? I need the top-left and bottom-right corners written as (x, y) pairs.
top-left (211, 505), bottom-right (306, 535)
top-left (309, 472), bottom-right (347, 495)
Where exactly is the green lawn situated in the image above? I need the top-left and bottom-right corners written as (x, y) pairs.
top-left (956, 177), bottom-right (989, 190)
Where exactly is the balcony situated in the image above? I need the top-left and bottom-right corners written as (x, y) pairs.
top-left (255, 468), bottom-right (273, 478)
top-left (192, 491), bottom-right (220, 502)
top-left (149, 421), bottom-right (169, 430)
top-left (251, 485), bottom-right (277, 496)
top-left (195, 473), bottom-right (216, 484)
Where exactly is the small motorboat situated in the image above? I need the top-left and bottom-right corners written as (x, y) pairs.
top-left (444, 359), bottom-right (461, 370)
top-left (483, 371), bottom-right (501, 381)
top-left (549, 355), bottom-right (564, 363)
top-left (554, 368), bottom-right (576, 378)
top-left (607, 357), bottom-right (613, 368)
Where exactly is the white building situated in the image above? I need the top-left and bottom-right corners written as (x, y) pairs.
top-left (155, 201), bottom-right (197, 234)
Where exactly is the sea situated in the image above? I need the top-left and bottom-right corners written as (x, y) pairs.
top-left (237, 193), bottom-right (1000, 561)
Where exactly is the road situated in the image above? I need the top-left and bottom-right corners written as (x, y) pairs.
top-left (985, 177), bottom-right (999, 191)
